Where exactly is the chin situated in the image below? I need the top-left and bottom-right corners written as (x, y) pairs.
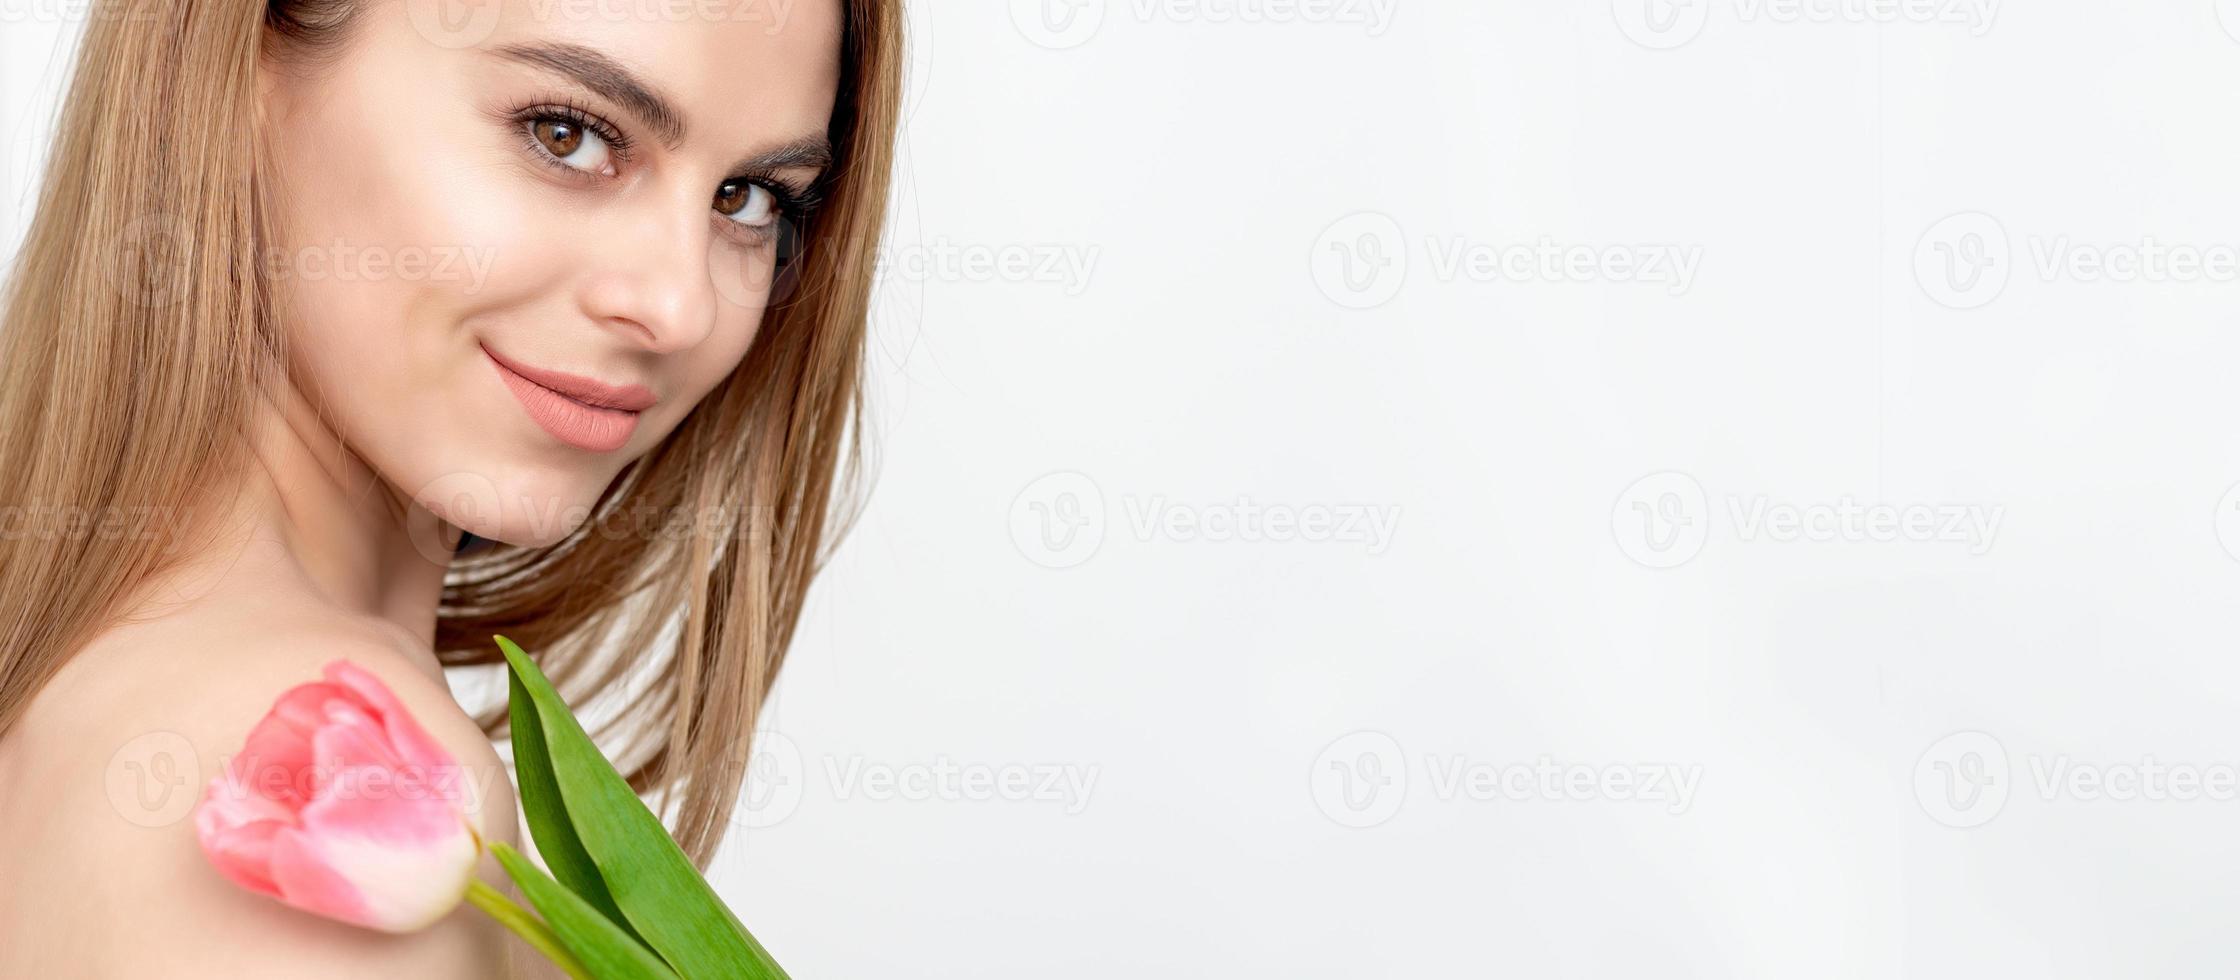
top-left (406, 456), bottom-right (618, 552)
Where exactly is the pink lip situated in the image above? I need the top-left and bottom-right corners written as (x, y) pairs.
top-left (480, 343), bottom-right (657, 411)
top-left (482, 344), bottom-right (651, 453)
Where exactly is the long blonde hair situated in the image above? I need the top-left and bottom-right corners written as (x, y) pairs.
top-left (0, 0), bottom-right (901, 869)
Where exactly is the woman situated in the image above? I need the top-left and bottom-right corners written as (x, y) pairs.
top-left (0, 0), bottom-right (899, 973)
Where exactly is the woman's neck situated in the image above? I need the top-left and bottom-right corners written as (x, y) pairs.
top-left (186, 379), bottom-right (462, 672)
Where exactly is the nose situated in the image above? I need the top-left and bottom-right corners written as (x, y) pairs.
top-left (576, 199), bottom-right (720, 355)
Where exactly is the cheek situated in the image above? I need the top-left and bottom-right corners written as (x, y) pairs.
top-left (266, 68), bottom-right (566, 400)
top-left (262, 65), bottom-right (609, 542)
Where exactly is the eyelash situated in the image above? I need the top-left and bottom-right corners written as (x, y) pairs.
top-left (505, 97), bottom-right (824, 251)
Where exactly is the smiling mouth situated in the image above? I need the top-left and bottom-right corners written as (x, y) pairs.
top-left (482, 346), bottom-right (645, 454)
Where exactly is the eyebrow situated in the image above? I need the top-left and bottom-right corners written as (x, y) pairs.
top-left (492, 41), bottom-right (835, 178)
top-left (742, 135), bottom-right (834, 177)
top-left (496, 41), bottom-right (687, 147)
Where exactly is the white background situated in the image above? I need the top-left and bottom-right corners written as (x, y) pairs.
top-left (14, 1), bottom-right (2240, 976)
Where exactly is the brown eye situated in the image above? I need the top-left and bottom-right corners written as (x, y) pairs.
top-left (714, 180), bottom-right (748, 214)
top-left (533, 119), bottom-right (583, 157)
top-left (524, 114), bottom-right (615, 176)
top-left (714, 179), bottom-right (777, 229)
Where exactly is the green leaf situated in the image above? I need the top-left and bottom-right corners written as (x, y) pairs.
top-left (494, 635), bottom-right (789, 980)
top-left (507, 659), bottom-right (644, 944)
top-left (491, 841), bottom-right (682, 980)
top-left (464, 878), bottom-right (594, 980)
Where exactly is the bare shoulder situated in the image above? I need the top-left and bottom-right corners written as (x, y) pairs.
top-left (0, 607), bottom-right (525, 978)
top-left (21, 602), bottom-right (519, 844)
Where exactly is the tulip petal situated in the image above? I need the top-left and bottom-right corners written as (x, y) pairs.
top-left (194, 660), bottom-right (482, 936)
top-left (308, 722), bottom-right (470, 845)
top-left (306, 708), bottom-right (410, 802)
top-left (199, 817), bottom-right (286, 898)
top-left (295, 790), bottom-right (479, 932)
top-left (325, 660), bottom-right (457, 773)
top-left (267, 683), bottom-right (346, 741)
top-left (267, 826), bottom-right (374, 928)
top-left (196, 766), bottom-right (296, 834)
top-left (240, 681), bottom-right (382, 809)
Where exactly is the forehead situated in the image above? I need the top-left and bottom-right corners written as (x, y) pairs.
top-left (398, 0), bottom-right (845, 140)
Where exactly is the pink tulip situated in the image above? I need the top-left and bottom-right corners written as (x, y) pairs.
top-left (193, 659), bottom-right (483, 933)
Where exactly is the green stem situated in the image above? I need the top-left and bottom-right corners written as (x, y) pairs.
top-left (466, 877), bottom-right (593, 980)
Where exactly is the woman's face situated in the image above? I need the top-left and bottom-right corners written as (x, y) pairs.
top-left (258, 0), bottom-right (842, 547)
